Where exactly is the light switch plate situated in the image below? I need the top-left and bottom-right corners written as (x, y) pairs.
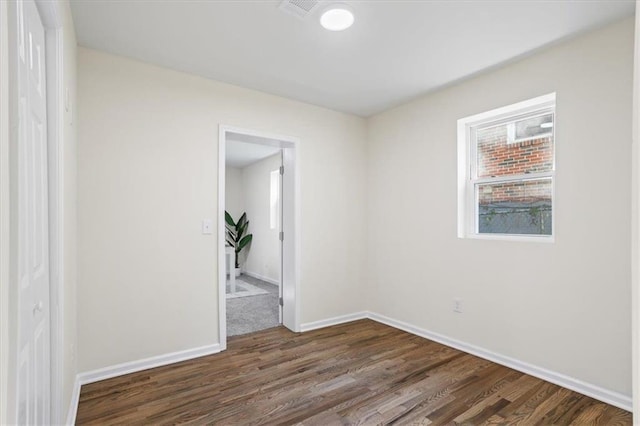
top-left (202, 219), bottom-right (213, 234)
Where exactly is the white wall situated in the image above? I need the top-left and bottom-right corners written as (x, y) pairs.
top-left (241, 153), bottom-right (282, 284)
top-left (367, 18), bottom-right (633, 397)
top-left (224, 167), bottom-right (244, 221)
top-left (77, 47), bottom-right (368, 372)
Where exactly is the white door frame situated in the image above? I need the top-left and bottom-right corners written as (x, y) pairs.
top-left (3, 1), bottom-right (65, 423)
top-left (217, 125), bottom-right (301, 350)
top-left (632, 5), bottom-right (640, 422)
top-left (0, 2), bottom-right (11, 424)
top-left (38, 2), bottom-right (65, 422)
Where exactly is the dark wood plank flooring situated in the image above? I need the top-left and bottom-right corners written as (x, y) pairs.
top-left (76, 319), bottom-right (631, 425)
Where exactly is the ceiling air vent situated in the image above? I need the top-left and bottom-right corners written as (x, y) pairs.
top-left (279, 0), bottom-right (320, 19)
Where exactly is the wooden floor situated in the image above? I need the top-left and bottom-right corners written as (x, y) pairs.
top-left (76, 320), bottom-right (631, 425)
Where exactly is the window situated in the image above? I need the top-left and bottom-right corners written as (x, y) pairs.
top-left (457, 93), bottom-right (555, 241)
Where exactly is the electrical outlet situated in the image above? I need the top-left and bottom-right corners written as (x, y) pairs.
top-left (453, 298), bottom-right (463, 313)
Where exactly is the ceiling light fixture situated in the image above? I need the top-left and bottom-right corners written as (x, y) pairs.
top-left (540, 122), bottom-right (554, 129)
top-left (320, 4), bottom-right (354, 31)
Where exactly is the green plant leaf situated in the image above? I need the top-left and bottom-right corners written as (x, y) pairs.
top-left (238, 221), bottom-right (249, 239)
top-left (226, 239), bottom-right (234, 247)
top-left (226, 226), bottom-right (236, 238)
top-left (225, 211), bottom-right (235, 227)
top-left (237, 234), bottom-right (253, 252)
top-left (237, 212), bottom-right (247, 229)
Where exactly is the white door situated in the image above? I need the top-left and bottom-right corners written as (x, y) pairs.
top-left (15, 0), bottom-right (50, 423)
top-left (281, 147), bottom-right (296, 331)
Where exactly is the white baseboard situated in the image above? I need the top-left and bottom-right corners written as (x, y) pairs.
top-left (299, 312), bottom-right (368, 332)
top-left (78, 343), bottom-right (222, 386)
top-left (366, 312), bottom-right (632, 412)
top-left (65, 375), bottom-right (81, 426)
top-left (242, 270), bottom-right (279, 286)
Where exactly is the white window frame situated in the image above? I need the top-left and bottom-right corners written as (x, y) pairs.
top-left (457, 93), bottom-right (556, 242)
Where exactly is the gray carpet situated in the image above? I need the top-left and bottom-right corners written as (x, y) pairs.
top-left (227, 275), bottom-right (279, 337)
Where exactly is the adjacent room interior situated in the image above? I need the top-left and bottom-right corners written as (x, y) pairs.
top-left (2, 0), bottom-right (640, 424)
top-left (224, 137), bottom-right (283, 336)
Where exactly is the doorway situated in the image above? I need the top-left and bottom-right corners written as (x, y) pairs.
top-left (225, 142), bottom-right (282, 335)
top-left (217, 126), bottom-right (300, 350)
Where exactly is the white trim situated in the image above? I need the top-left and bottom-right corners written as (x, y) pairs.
top-left (0, 2), bottom-right (10, 424)
top-left (366, 312), bottom-right (632, 412)
top-left (217, 127), bottom-right (227, 351)
top-left (473, 172), bottom-right (553, 185)
top-left (456, 118), bottom-right (467, 239)
top-left (299, 312), bottom-right (368, 332)
top-left (464, 232), bottom-right (556, 244)
top-left (77, 344), bottom-right (222, 386)
top-left (633, 4), bottom-right (640, 423)
top-left (31, 2), bottom-right (66, 423)
top-left (460, 93), bottom-right (557, 128)
top-left (42, 22), bottom-right (65, 426)
top-left (64, 376), bottom-right (80, 426)
top-left (242, 270), bottom-right (279, 286)
top-left (47, 27), bottom-right (65, 424)
top-left (284, 135), bottom-right (302, 332)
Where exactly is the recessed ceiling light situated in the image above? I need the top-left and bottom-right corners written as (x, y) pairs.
top-left (540, 122), bottom-right (554, 129)
top-left (320, 4), bottom-right (354, 31)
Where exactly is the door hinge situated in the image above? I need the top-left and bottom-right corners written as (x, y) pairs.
top-left (279, 231), bottom-right (284, 241)
top-left (279, 297), bottom-right (283, 306)
top-left (279, 165), bottom-right (284, 175)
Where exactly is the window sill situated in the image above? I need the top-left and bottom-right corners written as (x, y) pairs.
top-left (461, 233), bottom-right (555, 243)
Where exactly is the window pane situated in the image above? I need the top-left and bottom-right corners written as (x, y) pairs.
top-left (476, 114), bottom-right (553, 178)
top-left (514, 113), bottom-right (553, 141)
top-left (477, 178), bottom-right (552, 235)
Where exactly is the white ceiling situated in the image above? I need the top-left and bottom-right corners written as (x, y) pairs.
top-left (226, 139), bottom-right (281, 169)
top-left (70, 0), bottom-right (634, 117)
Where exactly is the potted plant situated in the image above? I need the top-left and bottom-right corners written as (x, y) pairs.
top-left (225, 211), bottom-right (253, 277)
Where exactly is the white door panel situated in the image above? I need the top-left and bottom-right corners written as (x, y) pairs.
top-left (15, 0), bottom-right (50, 423)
